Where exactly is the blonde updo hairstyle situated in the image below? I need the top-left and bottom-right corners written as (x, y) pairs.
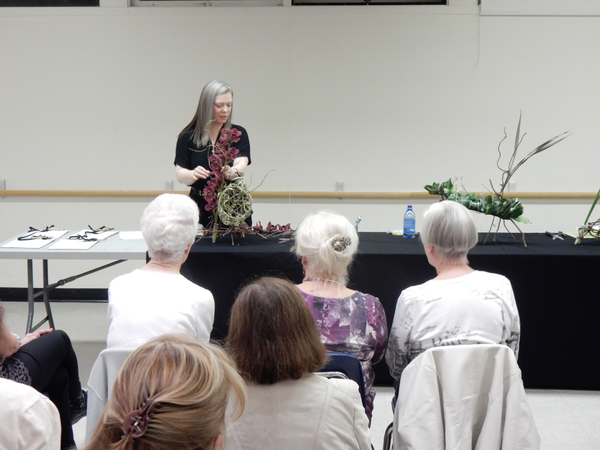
top-left (86, 334), bottom-right (246, 450)
top-left (294, 210), bottom-right (359, 284)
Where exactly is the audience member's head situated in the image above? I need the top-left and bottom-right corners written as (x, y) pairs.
top-left (227, 277), bottom-right (327, 385)
top-left (294, 210), bottom-right (359, 284)
top-left (87, 334), bottom-right (246, 450)
top-left (141, 194), bottom-right (199, 264)
top-left (421, 200), bottom-right (478, 266)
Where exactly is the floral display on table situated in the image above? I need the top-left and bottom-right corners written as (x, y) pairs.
top-left (425, 114), bottom-right (570, 247)
top-left (202, 128), bottom-right (292, 243)
top-left (575, 187), bottom-right (600, 244)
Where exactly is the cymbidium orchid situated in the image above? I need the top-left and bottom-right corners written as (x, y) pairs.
top-left (201, 128), bottom-right (292, 243)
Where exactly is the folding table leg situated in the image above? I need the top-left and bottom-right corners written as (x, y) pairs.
top-left (42, 259), bottom-right (55, 330)
top-left (26, 259), bottom-right (34, 334)
top-left (25, 259), bottom-right (55, 333)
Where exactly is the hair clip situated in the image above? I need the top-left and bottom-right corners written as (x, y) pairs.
top-left (122, 398), bottom-right (161, 440)
top-left (331, 236), bottom-right (351, 252)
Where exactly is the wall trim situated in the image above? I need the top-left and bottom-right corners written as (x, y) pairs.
top-left (0, 190), bottom-right (598, 199)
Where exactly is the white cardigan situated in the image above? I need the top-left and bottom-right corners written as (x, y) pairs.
top-left (0, 378), bottom-right (60, 450)
top-left (393, 344), bottom-right (540, 450)
top-left (225, 374), bottom-right (372, 450)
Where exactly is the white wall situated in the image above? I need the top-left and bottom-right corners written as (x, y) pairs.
top-left (1, 3), bottom-right (599, 288)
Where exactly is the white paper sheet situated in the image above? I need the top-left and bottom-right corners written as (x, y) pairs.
top-left (1, 229), bottom-right (69, 249)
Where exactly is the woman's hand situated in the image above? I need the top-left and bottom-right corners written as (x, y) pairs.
top-left (223, 157), bottom-right (249, 181)
top-left (191, 165), bottom-right (211, 181)
top-left (175, 165), bottom-right (210, 186)
top-left (223, 166), bottom-right (242, 181)
top-left (20, 328), bottom-right (53, 347)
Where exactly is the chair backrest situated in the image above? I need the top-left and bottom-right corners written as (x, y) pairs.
top-left (392, 344), bottom-right (540, 450)
top-left (317, 352), bottom-right (367, 409)
top-left (84, 347), bottom-right (135, 445)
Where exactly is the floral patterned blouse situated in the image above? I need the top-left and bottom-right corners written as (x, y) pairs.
top-left (386, 270), bottom-right (521, 381)
top-left (298, 289), bottom-right (388, 420)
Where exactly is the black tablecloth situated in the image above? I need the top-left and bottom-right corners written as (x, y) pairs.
top-left (182, 232), bottom-right (600, 390)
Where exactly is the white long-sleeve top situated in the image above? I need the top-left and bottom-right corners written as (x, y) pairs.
top-left (386, 270), bottom-right (521, 380)
top-left (107, 269), bottom-right (214, 349)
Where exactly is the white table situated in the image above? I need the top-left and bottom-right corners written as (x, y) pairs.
top-left (0, 232), bottom-right (147, 333)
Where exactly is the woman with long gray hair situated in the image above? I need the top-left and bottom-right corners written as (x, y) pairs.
top-left (174, 80), bottom-right (251, 227)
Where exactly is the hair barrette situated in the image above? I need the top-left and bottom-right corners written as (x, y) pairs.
top-left (331, 236), bottom-right (351, 252)
top-left (122, 397), bottom-right (161, 440)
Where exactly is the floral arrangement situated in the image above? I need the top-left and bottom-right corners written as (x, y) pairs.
top-left (202, 128), bottom-right (292, 243)
top-left (575, 187), bottom-right (600, 244)
top-left (425, 114), bottom-right (570, 247)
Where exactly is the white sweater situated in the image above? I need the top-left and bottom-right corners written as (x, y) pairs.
top-left (0, 378), bottom-right (61, 450)
top-left (107, 269), bottom-right (214, 348)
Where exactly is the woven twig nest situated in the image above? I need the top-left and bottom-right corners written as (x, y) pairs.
top-left (217, 178), bottom-right (253, 226)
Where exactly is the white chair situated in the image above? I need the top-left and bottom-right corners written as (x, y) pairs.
top-left (85, 348), bottom-right (134, 445)
top-left (389, 344), bottom-right (540, 450)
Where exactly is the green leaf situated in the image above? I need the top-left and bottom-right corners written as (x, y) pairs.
top-left (513, 215), bottom-right (530, 224)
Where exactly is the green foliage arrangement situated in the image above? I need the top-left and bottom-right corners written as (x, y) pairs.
top-left (425, 114), bottom-right (570, 246)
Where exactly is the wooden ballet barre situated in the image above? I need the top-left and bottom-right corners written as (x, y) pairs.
top-left (0, 190), bottom-right (598, 199)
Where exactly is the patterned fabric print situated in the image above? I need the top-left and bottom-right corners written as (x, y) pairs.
top-left (298, 289), bottom-right (388, 420)
top-left (0, 356), bottom-right (32, 386)
top-left (386, 270), bottom-right (521, 381)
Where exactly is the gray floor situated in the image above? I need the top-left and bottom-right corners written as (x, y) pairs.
top-left (4, 301), bottom-right (600, 450)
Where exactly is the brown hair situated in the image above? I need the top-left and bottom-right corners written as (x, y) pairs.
top-left (226, 277), bottom-right (327, 384)
top-left (86, 334), bottom-right (246, 450)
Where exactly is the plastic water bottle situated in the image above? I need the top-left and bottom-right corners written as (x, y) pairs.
top-left (403, 205), bottom-right (416, 238)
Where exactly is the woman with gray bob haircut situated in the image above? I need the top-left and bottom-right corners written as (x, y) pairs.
top-left (294, 211), bottom-right (388, 422)
top-left (106, 193), bottom-right (214, 350)
top-left (141, 193), bottom-right (199, 263)
top-left (420, 199), bottom-right (478, 265)
top-left (386, 200), bottom-right (521, 382)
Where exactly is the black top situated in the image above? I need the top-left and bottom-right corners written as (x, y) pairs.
top-left (174, 124), bottom-right (251, 192)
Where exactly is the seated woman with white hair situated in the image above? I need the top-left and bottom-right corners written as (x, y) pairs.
top-left (294, 210), bottom-right (388, 422)
top-left (106, 194), bottom-right (214, 349)
top-left (386, 200), bottom-right (521, 382)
